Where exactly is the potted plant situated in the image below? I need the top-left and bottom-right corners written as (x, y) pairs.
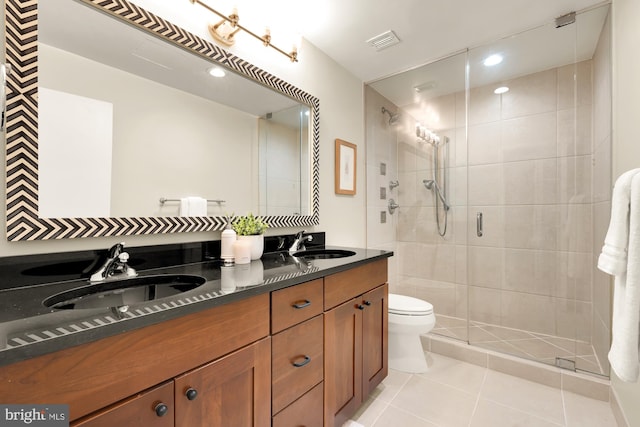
top-left (232, 213), bottom-right (268, 260)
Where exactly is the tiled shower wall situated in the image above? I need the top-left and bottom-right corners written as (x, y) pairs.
top-left (366, 55), bottom-right (610, 377)
top-left (464, 60), bottom-right (596, 344)
top-left (365, 87), bottom-right (399, 284)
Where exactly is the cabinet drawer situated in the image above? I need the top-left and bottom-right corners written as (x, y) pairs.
top-left (272, 382), bottom-right (323, 427)
top-left (272, 315), bottom-right (324, 414)
top-left (324, 259), bottom-right (387, 310)
top-left (72, 381), bottom-right (174, 427)
top-left (271, 278), bottom-right (323, 333)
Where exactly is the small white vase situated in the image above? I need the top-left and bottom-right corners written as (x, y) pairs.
top-left (238, 234), bottom-right (264, 260)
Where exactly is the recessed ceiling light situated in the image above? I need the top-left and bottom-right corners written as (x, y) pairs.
top-left (414, 81), bottom-right (437, 93)
top-left (483, 54), bottom-right (503, 67)
top-left (494, 86), bottom-right (509, 94)
top-left (208, 67), bottom-right (226, 78)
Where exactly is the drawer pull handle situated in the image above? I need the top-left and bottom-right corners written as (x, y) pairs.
top-left (154, 403), bottom-right (169, 417)
top-left (363, 300), bottom-right (372, 306)
top-left (292, 355), bottom-right (311, 367)
top-left (292, 300), bottom-right (311, 309)
top-left (185, 388), bottom-right (198, 401)
top-left (357, 304), bottom-right (366, 310)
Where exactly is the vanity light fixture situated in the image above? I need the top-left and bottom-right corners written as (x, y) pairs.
top-left (494, 86), bottom-right (509, 94)
top-left (188, 0), bottom-right (299, 62)
top-left (208, 67), bottom-right (226, 77)
top-left (483, 54), bottom-right (503, 67)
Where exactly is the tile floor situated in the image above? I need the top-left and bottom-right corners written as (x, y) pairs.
top-left (433, 315), bottom-right (607, 375)
top-left (343, 353), bottom-right (618, 427)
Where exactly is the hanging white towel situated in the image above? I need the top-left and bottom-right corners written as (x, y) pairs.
top-left (598, 168), bottom-right (640, 275)
top-left (179, 197), bottom-right (208, 217)
top-left (600, 170), bottom-right (640, 382)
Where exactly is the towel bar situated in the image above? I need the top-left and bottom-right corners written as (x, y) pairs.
top-left (159, 197), bottom-right (225, 205)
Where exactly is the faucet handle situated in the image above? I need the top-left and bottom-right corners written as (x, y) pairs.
top-left (117, 251), bottom-right (138, 278)
top-left (108, 242), bottom-right (125, 258)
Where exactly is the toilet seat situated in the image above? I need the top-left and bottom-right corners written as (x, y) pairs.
top-left (388, 294), bottom-right (433, 316)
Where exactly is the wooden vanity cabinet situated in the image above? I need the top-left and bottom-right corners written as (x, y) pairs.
top-left (73, 381), bottom-right (175, 427)
top-left (0, 293), bottom-right (270, 425)
top-left (270, 278), bottom-right (325, 426)
top-left (323, 260), bottom-right (389, 427)
top-left (361, 284), bottom-right (389, 396)
top-left (174, 337), bottom-right (271, 427)
top-left (272, 382), bottom-right (323, 427)
top-left (1, 258), bottom-right (389, 427)
top-left (73, 338), bottom-right (271, 427)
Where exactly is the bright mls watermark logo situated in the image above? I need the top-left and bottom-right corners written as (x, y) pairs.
top-left (0, 405), bottom-right (68, 426)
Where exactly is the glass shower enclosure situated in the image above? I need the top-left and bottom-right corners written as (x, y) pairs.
top-left (365, 4), bottom-right (612, 376)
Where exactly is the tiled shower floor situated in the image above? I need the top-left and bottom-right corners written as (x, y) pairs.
top-left (432, 315), bottom-right (607, 376)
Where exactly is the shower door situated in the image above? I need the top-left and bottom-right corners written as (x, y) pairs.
top-left (465, 4), bottom-right (612, 376)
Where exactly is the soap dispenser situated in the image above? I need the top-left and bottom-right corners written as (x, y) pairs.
top-left (221, 216), bottom-right (236, 265)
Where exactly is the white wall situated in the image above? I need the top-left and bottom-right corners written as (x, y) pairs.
top-left (0, 0), bottom-right (365, 255)
top-left (611, 0), bottom-right (640, 425)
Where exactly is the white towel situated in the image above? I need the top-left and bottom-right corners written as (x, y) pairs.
top-left (603, 171), bottom-right (640, 382)
top-left (179, 197), bottom-right (208, 217)
top-left (598, 168), bottom-right (640, 275)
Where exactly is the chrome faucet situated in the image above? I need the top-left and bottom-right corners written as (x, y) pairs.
top-left (89, 242), bottom-right (138, 282)
top-left (289, 230), bottom-right (313, 254)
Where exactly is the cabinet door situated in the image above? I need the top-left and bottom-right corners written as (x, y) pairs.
top-left (174, 337), bottom-right (271, 427)
top-left (361, 284), bottom-right (388, 396)
top-left (72, 381), bottom-right (174, 427)
top-left (324, 298), bottom-right (362, 427)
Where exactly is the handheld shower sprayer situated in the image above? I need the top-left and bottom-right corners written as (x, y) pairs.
top-left (423, 179), bottom-right (449, 211)
top-left (420, 131), bottom-right (450, 236)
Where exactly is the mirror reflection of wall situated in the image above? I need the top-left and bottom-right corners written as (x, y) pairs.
top-left (258, 105), bottom-right (310, 216)
top-left (38, 86), bottom-right (114, 218)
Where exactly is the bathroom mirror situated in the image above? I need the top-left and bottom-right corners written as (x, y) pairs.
top-left (4, 0), bottom-right (319, 240)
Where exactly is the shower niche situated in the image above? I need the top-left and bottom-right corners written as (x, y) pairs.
top-left (365, 3), bottom-right (612, 377)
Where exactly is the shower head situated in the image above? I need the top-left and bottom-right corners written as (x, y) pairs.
top-left (423, 179), bottom-right (435, 190)
top-left (381, 107), bottom-right (400, 125)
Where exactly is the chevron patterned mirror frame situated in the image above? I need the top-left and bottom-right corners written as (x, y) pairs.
top-left (4, 0), bottom-right (319, 241)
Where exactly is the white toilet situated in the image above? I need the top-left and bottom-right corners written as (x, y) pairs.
top-left (388, 293), bottom-right (435, 373)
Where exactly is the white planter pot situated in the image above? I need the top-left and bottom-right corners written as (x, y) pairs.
top-left (238, 234), bottom-right (264, 260)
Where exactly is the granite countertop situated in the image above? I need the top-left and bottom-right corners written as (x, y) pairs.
top-left (0, 246), bottom-right (392, 367)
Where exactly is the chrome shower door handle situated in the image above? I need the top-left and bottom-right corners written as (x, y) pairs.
top-left (476, 212), bottom-right (483, 237)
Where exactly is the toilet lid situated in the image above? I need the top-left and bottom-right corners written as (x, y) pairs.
top-left (388, 293), bottom-right (433, 315)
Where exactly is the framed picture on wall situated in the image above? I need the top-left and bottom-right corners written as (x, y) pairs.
top-left (335, 139), bottom-right (357, 195)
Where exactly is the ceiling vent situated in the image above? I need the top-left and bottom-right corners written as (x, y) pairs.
top-left (366, 30), bottom-right (401, 51)
top-left (555, 11), bottom-right (576, 28)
